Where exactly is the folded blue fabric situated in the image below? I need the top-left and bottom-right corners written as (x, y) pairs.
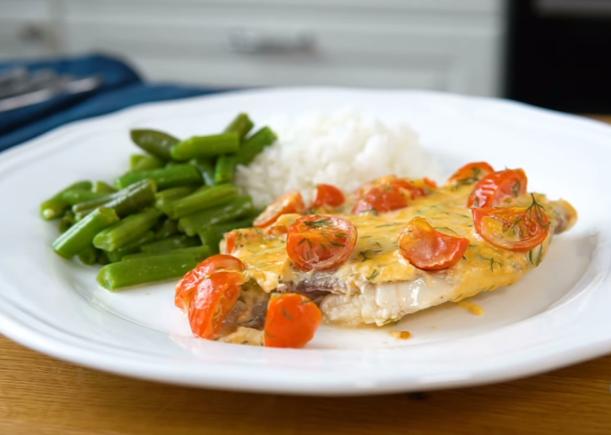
top-left (0, 53), bottom-right (223, 151)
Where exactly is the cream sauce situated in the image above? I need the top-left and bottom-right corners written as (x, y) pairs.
top-left (224, 183), bottom-right (572, 325)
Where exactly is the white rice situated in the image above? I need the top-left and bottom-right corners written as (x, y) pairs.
top-left (236, 109), bottom-right (439, 207)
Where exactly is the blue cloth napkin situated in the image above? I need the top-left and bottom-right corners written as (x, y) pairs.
top-left (0, 54), bottom-right (223, 151)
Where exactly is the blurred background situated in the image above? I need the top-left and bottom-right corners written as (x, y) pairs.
top-left (1, 0), bottom-right (611, 113)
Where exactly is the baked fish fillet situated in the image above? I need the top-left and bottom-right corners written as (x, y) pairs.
top-left (222, 184), bottom-right (576, 327)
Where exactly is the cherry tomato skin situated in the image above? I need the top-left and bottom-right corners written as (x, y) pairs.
top-left (399, 217), bottom-right (469, 271)
top-left (224, 231), bottom-right (238, 254)
top-left (188, 271), bottom-right (244, 340)
top-left (175, 254), bottom-right (245, 311)
top-left (312, 184), bottom-right (346, 208)
top-left (468, 169), bottom-right (527, 208)
top-left (254, 192), bottom-right (305, 228)
top-left (196, 254), bottom-right (245, 275)
top-left (352, 175), bottom-right (435, 214)
top-left (286, 215), bottom-right (357, 271)
top-left (448, 162), bottom-right (494, 184)
top-left (352, 176), bottom-right (406, 213)
top-left (175, 269), bottom-right (202, 311)
top-left (393, 178), bottom-right (430, 199)
top-left (472, 204), bottom-right (550, 252)
top-left (264, 293), bottom-right (322, 348)
top-left (352, 184), bottom-right (407, 213)
top-left (423, 177), bottom-right (438, 189)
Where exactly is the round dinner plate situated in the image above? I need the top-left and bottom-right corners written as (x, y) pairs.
top-left (0, 88), bottom-right (609, 396)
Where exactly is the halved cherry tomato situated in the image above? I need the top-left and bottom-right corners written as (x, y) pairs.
top-left (286, 215), bottom-right (357, 271)
top-left (423, 177), bottom-right (438, 189)
top-left (312, 183), bottom-right (345, 208)
top-left (472, 200), bottom-right (550, 251)
top-left (352, 175), bottom-right (428, 214)
top-left (224, 231), bottom-right (238, 254)
top-left (265, 213), bottom-right (300, 236)
top-left (188, 270), bottom-right (245, 340)
top-left (254, 191), bottom-right (305, 228)
top-left (402, 177), bottom-right (437, 198)
top-left (352, 185), bottom-right (407, 214)
top-left (264, 293), bottom-right (322, 348)
top-left (468, 169), bottom-right (527, 208)
top-left (175, 254), bottom-right (245, 311)
top-left (448, 161), bottom-right (494, 185)
top-left (398, 217), bottom-right (469, 271)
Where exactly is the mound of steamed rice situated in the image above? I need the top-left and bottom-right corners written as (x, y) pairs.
top-left (236, 110), bottom-right (439, 207)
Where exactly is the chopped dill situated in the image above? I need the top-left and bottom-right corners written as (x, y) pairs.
top-left (304, 218), bottom-right (332, 229)
top-left (357, 249), bottom-right (382, 261)
top-left (376, 223), bottom-right (398, 228)
top-left (298, 238), bottom-right (313, 248)
top-left (478, 254), bottom-right (503, 272)
top-left (450, 173), bottom-right (480, 190)
top-left (366, 269), bottom-right (380, 280)
top-left (489, 257), bottom-right (503, 271)
top-left (528, 245), bottom-right (544, 266)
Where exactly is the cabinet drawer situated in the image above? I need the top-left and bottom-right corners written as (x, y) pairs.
top-left (0, 0), bottom-right (55, 58)
top-left (129, 55), bottom-right (449, 90)
top-left (59, 0), bottom-right (504, 95)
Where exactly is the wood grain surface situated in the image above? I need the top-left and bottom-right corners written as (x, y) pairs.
top-left (2, 116), bottom-right (611, 435)
top-left (1, 336), bottom-right (611, 434)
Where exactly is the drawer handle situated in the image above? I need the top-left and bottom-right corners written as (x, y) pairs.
top-left (229, 29), bottom-right (316, 55)
top-left (18, 23), bottom-right (48, 43)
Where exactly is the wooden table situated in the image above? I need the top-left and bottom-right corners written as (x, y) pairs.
top-left (2, 116), bottom-right (611, 435)
top-left (2, 336), bottom-right (611, 434)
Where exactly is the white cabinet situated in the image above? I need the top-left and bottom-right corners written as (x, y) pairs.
top-left (0, 0), bottom-right (59, 58)
top-left (1, 0), bottom-right (506, 96)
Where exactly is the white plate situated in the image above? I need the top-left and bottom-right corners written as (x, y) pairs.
top-left (0, 88), bottom-right (609, 396)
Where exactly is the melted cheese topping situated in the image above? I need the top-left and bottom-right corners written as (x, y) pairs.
top-left (457, 300), bottom-right (485, 316)
top-left (224, 183), bottom-right (570, 325)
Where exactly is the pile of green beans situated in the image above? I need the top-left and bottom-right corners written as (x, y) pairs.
top-left (40, 113), bottom-right (275, 291)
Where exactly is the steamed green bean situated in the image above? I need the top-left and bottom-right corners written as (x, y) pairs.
top-left (235, 127), bottom-right (277, 165)
top-left (116, 164), bottom-right (201, 189)
top-left (139, 235), bottom-right (200, 254)
top-left (178, 196), bottom-right (255, 236)
top-left (61, 189), bottom-right (108, 206)
top-left (78, 245), bottom-right (99, 265)
top-left (93, 208), bottom-right (162, 252)
top-left (130, 129), bottom-right (179, 161)
top-left (92, 181), bottom-right (116, 194)
top-left (105, 231), bottom-right (156, 263)
top-left (154, 186), bottom-right (197, 215)
top-left (40, 180), bottom-right (92, 220)
top-left (97, 246), bottom-right (212, 290)
top-left (224, 113), bottom-right (254, 139)
top-left (42, 112), bottom-right (267, 291)
top-left (155, 218), bottom-right (180, 239)
top-left (73, 179), bottom-right (157, 219)
top-left (122, 246), bottom-right (211, 261)
top-left (214, 155), bottom-right (237, 184)
top-left (52, 208), bottom-right (119, 259)
top-left (198, 218), bottom-right (253, 254)
top-left (169, 184), bottom-right (239, 219)
top-left (170, 133), bottom-right (239, 161)
top-left (130, 154), bottom-right (164, 171)
top-left (190, 158), bottom-right (216, 186)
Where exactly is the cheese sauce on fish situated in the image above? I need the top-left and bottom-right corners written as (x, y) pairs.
top-left (223, 183), bottom-right (576, 326)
